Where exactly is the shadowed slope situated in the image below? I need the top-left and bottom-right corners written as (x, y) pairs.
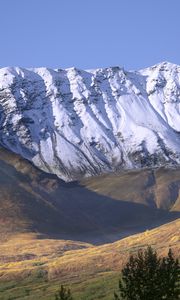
top-left (0, 147), bottom-right (179, 244)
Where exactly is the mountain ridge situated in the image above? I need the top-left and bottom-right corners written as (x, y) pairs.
top-left (0, 61), bottom-right (180, 181)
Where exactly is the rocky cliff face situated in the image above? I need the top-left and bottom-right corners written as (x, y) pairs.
top-left (0, 62), bottom-right (180, 181)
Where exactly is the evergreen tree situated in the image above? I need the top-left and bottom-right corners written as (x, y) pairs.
top-left (159, 249), bottom-right (180, 300)
top-left (54, 285), bottom-right (73, 300)
top-left (114, 246), bottom-right (180, 300)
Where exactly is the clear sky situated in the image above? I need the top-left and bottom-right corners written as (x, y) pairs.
top-left (0, 0), bottom-right (180, 70)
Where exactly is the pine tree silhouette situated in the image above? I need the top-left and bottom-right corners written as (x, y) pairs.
top-left (114, 246), bottom-right (180, 300)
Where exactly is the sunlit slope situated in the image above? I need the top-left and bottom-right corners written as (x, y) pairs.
top-left (0, 219), bottom-right (179, 282)
top-left (81, 167), bottom-right (180, 211)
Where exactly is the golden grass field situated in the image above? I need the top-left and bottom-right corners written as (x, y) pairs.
top-left (0, 218), bottom-right (179, 299)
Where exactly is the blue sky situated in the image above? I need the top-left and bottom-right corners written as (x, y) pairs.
top-left (0, 0), bottom-right (180, 70)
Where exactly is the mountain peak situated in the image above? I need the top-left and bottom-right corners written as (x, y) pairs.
top-left (140, 61), bottom-right (179, 72)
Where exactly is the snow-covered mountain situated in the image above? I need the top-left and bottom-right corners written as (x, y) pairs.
top-left (0, 61), bottom-right (180, 181)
